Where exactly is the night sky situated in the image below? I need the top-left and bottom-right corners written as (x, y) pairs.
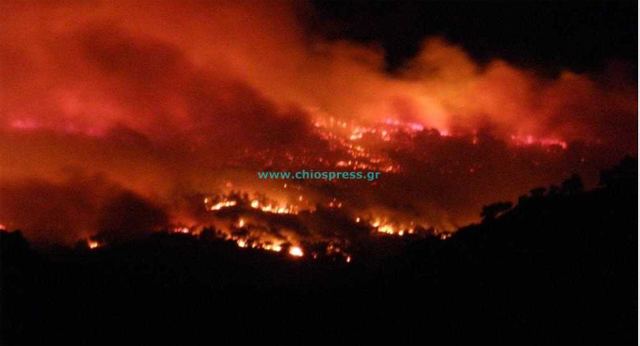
top-left (311, 1), bottom-right (637, 74)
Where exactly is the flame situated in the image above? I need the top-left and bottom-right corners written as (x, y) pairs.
top-left (439, 233), bottom-right (452, 240)
top-left (234, 236), bottom-right (285, 253)
top-left (288, 246), bottom-right (304, 257)
top-left (0, 0), bottom-right (635, 253)
top-left (258, 204), bottom-right (296, 214)
top-left (263, 243), bottom-right (282, 252)
top-left (209, 200), bottom-right (237, 211)
top-left (87, 240), bottom-right (100, 249)
top-left (315, 117), bottom-right (570, 177)
top-left (205, 195), bottom-right (299, 215)
top-left (510, 135), bottom-right (568, 149)
top-left (378, 224), bottom-right (395, 235)
top-left (172, 227), bottom-right (190, 234)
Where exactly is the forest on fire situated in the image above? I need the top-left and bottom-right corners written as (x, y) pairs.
top-left (1, 157), bottom-right (636, 345)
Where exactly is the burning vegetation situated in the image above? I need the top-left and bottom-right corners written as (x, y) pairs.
top-left (0, 0), bottom-right (636, 252)
top-left (0, 1), bottom-right (636, 344)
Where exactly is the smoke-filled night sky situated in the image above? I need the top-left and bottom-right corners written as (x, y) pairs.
top-left (0, 1), bottom-right (637, 252)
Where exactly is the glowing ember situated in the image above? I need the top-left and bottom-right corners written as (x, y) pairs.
top-left (172, 227), bottom-right (190, 234)
top-left (205, 194), bottom-right (300, 215)
top-left (263, 243), bottom-right (282, 252)
top-left (289, 246), bottom-right (304, 257)
top-left (378, 224), bottom-right (395, 234)
top-left (209, 200), bottom-right (237, 211)
top-left (510, 135), bottom-right (568, 149)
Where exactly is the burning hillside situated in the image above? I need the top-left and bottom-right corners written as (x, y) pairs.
top-left (0, 2), bottom-right (637, 344)
top-left (0, 0), bottom-right (636, 253)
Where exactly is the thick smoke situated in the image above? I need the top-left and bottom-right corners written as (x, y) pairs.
top-left (0, 0), bottom-right (636, 244)
top-left (0, 172), bottom-right (167, 244)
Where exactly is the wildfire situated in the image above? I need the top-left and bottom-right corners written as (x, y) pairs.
top-left (263, 243), bottom-right (282, 252)
top-left (200, 183), bottom-right (449, 261)
top-left (172, 227), bottom-right (190, 234)
top-left (3, 0), bottom-right (633, 263)
top-left (75, 111), bottom-right (572, 264)
top-left (312, 116), bottom-right (400, 173)
top-left (288, 246), bottom-right (304, 257)
top-left (208, 200), bottom-right (237, 211)
top-left (232, 235), bottom-right (287, 254)
top-left (313, 115), bottom-right (570, 179)
top-left (310, 115), bottom-right (571, 183)
top-left (253, 201), bottom-right (297, 214)
top-left (205, 194), bottom-right (299, 215)
top-left (373, 223), bottom-right (415, 236)
top-left (359, 217), bottom-right (423, 237)
top-left (87, 240), bottom-right (100, 249)
top-left (439, 233), bottom-right (452, 240)
top-left (510, 135), bottom-right (568, 149)
top-left (378, 224), bottom-right (395, 234)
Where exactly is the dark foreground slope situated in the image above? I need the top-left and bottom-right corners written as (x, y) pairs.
top-left (1, 158), bottom-right (637, 345)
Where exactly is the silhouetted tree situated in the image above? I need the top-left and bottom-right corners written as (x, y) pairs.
top-left (599, 156), bottom-right (637, 189)
top-left (547, 184), bottom-right (561, 196)
top-left (0, 230), bottom-right (30, 258)
top-left (480, 201), bottom-right (513, 222)
top-left (529, 187), bottom-right (546, 198)
top-left (561, 174), bottom-right (584, 195)
top-left (199, 227), bottom-right (217, 242)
